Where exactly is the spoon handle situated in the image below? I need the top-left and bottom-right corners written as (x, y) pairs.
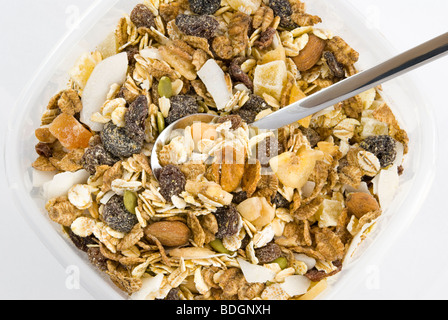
top-left (253, 32), bottom-right (448, 130)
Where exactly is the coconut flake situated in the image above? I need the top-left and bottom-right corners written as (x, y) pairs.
top-left (43, 170), bottom-right (90, 200)
top-left (80, 52), bottom-right (128, 132)
top-left (293, 253), bottom-right (316, 270)
top-left (131, 274), bottom-right (164, 300)
top-left (372, 165), bottom-right (399, 209)
top-left (237, 258), bottom-right (276, 283)
top-left (197, 59), bottom-right (232, 110)
top-left (280, 275), bottom-right (311, 297)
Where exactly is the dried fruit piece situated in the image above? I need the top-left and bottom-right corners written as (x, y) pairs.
top-left (235, 94), bottom-right (269, 124)
top-left (255, 242), bottom-right (282, 264)
top-left (82, 143), bottom-right (120, 174)
top-left (360, 135), bottom-right (397, 168)
top-left (49, 113), bottom-right (93, 150)
top-left (175, 14), bottom-right (219, 39)
top-left (189, 0), bottom-right (221, 15)
top-left (254, 60), bottom-right (288, 101)
top-left (272, 192), bottom-right (290, 209)
top-left (346, 192), bottom-right (380, 219)
top-left (323, 51), bottom-right (345, 78)
top-left (252, 197), bottom-right (276, 229)
top-left (269, 150), bottom-right (323, 190)
top-left (125, 95), bottom-right (148, 143)
top-left (292, 34), bottom-right (326, 72)
top-left (158, 165), bottom-right (187, 201)
top-left (166, 95), bottom-right (199, 125)
top-left (269, 0), bottom-right (297, 30)
top-left (229, 58), bottom-right (254, 91)
top-left (237, 197), bottom-right (263, 221)
top-left (87, 247), bottom-right (108, 271)
top-left (254, 28), bottom-right (276, 50)
top-left (130, 4), bottom-right (156, 29)
top-left (101, 122), bottom-right (143, 158)
top-left (144, 221), bottom-right (191, 247)
top-left (214, 204), bottom-right (240, 239)
top-left (102, 194), bottom-right (138, 233)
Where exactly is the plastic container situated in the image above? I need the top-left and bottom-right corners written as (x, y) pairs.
top-left (4, 0), bottom-right (437, 300)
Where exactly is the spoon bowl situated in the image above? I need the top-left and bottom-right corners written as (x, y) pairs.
top-left (150, 113), bottom-right (217, 173)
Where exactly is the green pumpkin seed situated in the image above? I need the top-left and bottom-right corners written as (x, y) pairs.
top-left (158, 76), bottom-right (173, 98)
top-left (157, 112), bottom-right (165, 133)
top-left (209, 239), bottom-right (233, 255)
top-left (123, 190), bottom-right (138, 214)
top-left (273, 257), bottom-right (288, 269)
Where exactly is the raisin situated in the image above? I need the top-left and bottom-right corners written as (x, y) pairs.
top-left (101, 122), bottom-right (143, 158)
top-left (269, 0), bottom-right (298, 30)
top-left (360, 135), bottom-right (397, 168)
top-left (255, 242), bottom-right (282, 264)
top-left (305, 260), bottom-right (342, 282)
top-left (216, 115), bottom-right (244, 130)
top-left (166, 95), bottom-right (199, 125)
top-left (102, 194), bottom-right (139, 233)
top-left (301, 127), bottom-right (321, 147)
top-left (234, 94), bottom-right (269, 124)
top-left (254, 27), bottom-right (276, 50)
top-left (82, 143), bottom-right (120, 174)
top-left (125, 95), bottom-right (148, 143)
top-left (125, 45), bottom-right (140, 68)
top-left (175, 14), bottom-right (219, 39)
top-left (188, 0), bottom-right (221, 15)
top-left (66, 228), bottom-right (97, 252)
top-left (130, 4), bottom-right (156, 29)
top-left (214, 204), bottom-right (240, 239)
top-left (164, 288), bottom-right (181, 300)
top-left (272, 192), bottom-right (290, 209)
top-left (87, 247), bottom-right (108, 271)
top-left (158, 165), bottom-right (187, 201)
top-left (229, 58), bottom-right (254, 91)
top-left (323, 51), bottom-right (345, 78)
top-left (35, 142), bottom-right (53, 158)
top-left (231, 191), bottom-right (248, 205)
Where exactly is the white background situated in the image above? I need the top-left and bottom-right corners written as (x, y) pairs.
top-left (0, 0), bottom-right (447, 300)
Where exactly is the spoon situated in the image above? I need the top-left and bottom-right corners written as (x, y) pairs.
top-left (151, 32), bottom-right (448, 173)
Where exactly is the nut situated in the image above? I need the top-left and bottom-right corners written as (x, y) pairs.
top-left (346, 192), bottom-right (380, 219)
top-left (144, 221), bottom-right (191, 247)
top-left (292, 34), bottom-right (326, 72)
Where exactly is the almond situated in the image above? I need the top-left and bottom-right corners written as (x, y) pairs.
top-left (346, 192), bottom-right (380, 219)
top-left (292, 34), bottom-right (326, 72)
top-left (144, 221), bottom-right (191, 247)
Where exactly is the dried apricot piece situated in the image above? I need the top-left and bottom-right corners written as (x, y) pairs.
top-left (49, 113), bottom-right (93, 150)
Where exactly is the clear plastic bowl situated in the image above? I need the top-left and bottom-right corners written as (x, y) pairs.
top-left (4, 0), bottom-right (437, 300)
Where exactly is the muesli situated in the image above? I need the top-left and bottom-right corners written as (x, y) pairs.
top-left (32, 0), bottom-right (408, 300)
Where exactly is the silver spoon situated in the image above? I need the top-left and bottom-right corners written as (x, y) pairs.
top-left (151, 32), bottom-right (448, 173)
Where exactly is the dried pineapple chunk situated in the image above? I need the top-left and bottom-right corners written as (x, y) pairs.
top-left (254, 60), bottom-right (288, 101)
top-left (69, 51), bottom-right (102, 90)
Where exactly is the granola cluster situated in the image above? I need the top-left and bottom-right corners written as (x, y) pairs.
top-left (32, 0), bottom-right (408, 300)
